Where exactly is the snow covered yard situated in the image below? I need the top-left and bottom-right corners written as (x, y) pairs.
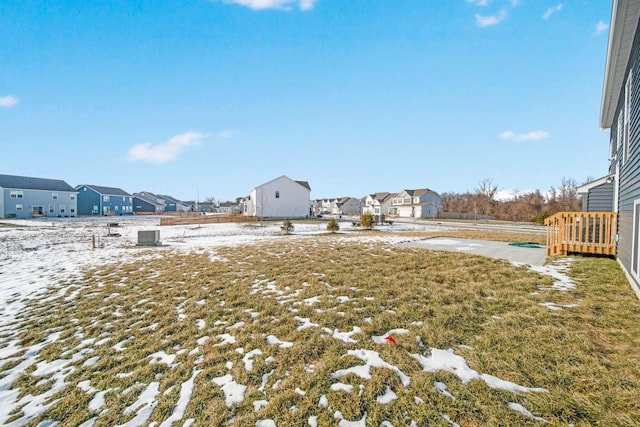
top-left (1, 217), bottom-right (639, 426)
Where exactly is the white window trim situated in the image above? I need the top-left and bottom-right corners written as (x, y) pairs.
top-left (632, 199), bottom-right (640, 278)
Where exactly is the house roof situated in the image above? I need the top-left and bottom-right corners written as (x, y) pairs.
top-left (0, 174), bottom-right (74, 192)
top-left (296, 180), bottom-right (311, 191)
top-left (158, 194), bottom-right (187, 205)
top-left (402, 188), bottom-right (432, 197)
top-left (76, 184), bottom-right (131, 197)
top-left (254, 175), bottom-right (311, 192)
top-left (369, 192), bottom-right (390, 201)
top-left (601, 0), bottom-right (640, 128)
top-left (133, 193), bottom-right (164, 206)
top-left (577, 175), bottom-right (613, 193)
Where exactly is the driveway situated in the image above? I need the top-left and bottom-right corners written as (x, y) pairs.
top-left (399, 237), bottom-right (547, 266)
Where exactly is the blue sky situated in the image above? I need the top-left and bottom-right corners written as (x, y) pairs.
top-left (1, 0), bottom-right (612, 202)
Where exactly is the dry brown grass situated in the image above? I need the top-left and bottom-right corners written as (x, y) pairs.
top-left (6, 236), bottom-right (640, 426)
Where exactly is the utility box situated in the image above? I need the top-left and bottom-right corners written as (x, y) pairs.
top-left (138, 230), bottom-right (160, 246)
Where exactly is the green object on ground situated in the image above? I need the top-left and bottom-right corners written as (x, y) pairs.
top-left (508, 242), bottom-right (542, 249)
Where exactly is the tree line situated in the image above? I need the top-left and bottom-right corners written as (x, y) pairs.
top-left (440, 177), bottom-right (583, 224)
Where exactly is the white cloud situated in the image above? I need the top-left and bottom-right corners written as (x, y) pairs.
top-left (595, 21), bottom-right (609, 34)
top-left (0, 95), bottom-right (18, 108)
top-left (542, 4), bottom-right (562, 20)
top-left (500, 130), bottom-right (550, 141)
top-left (127, 131), bottom-right (210, 164)
top-left (467, 0), bottom-right (491, 6)
top-left (475, 9), bottom-right (507, 27)
top-left (222, 0), bottom-right (317, 11)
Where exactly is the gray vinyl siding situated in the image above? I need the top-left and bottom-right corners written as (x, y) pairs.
top-left (611, 18), bottom-right (640, 284)
top-left (1, 188), bottom-right (77, 218)
top-left (582, 184), bottom-right (614, 211)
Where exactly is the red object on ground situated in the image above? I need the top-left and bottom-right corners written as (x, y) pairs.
top-left (385, 335), bottom-right (397, 345)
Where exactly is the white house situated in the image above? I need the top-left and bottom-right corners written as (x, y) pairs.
top-left (331, 197), bottom-right (362, 216)
top-left (362, 192), bottom-right (395, 217)
top-left (243, 175), bottom-right (311, 218)
top-left (388, 189), bottom-right (442, 219)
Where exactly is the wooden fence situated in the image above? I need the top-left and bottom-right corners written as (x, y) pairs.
top-left (160, 214), bottom-right (258, 226)
top-left (545, 211), bottom-right (617, 256)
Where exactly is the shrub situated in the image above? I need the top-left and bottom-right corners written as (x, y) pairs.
top-left (327, 219), bottom-right (340, 233)
top-left (281, 219), bottom-right (294, 234)
top-left (361, 213), bottom-right (375, 229)
top-left (534, 211), bottom-right (551, 225)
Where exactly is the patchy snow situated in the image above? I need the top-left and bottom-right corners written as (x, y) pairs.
top-left (266, 335), bottom-right (294, 348)
top-left (0, 217), bottom-right (561, 425)
top-left (507, 402), bottom-right (548, 423)
top-left (376, 386), bottom-right (398, 404)
top-left (410, 348), bottom-right (548, 393)
top-left (372, 328), bottom-right (410, 344)
top-left (212, 374), bottom-right (247, 407)
top-left (332, 349), bottom-right (411, 387)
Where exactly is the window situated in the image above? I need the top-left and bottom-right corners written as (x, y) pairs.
top-left (275, 191), bottom-right (280, 199)
top-left (52, 193), bottom-right (58, 200)
top-left (16, 204), bottom-right (23, 211)
top-left (70, 194), bottom-right (75, 200)
top-left (404, 197), bottom-right (411, 204)
top-left (70, 207), bottom-right (75, 213)
top-left (10, 191), bottom-right (23, 198)
top-left (414, 197), bottom-right (419, 203)
top-left (103, 195), bottom-right (110, 202)
top-left (93, 205), bottom-right (99, 214)
top-left (49, 205), bottom-right (55, 213)
top-left (60, 205), bottom-right (65, 213)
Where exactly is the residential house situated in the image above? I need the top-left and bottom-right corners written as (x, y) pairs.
top-left (0, 174), bottom-right (77, 219)
top-left (76, 185), bottom-right (133, 216)
top-left (331, 197), bottom-right (362, 216)
top-left (599, 0), bottom-right (640, 296)
top-left (218, 201), bottom-right (241, 214)
top-left (133, 192), bottom-right (165, 213)
top-left (388, 189), bottom-right (442, 219)
top-left (362, 192), bottom-right (396, 219)
top-left (312, 199), bottom-right (332, 216)
top-left (577, 176), bottom-right (615, 212)
top-left (243, 175), bottom-right (311, 218)
top-left (158, 195), bottom-right (190, 212)
top-left (183, 201), bottom-right (216, 212)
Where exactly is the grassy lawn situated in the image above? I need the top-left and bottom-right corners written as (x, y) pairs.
top-left (6, 232), bottom-right (640, 426)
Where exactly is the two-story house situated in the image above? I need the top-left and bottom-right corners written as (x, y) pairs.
top-left (362, 192), bottom-right (396, 218)
top-left (0, 174), bottom-right (77, 219)
top-left (76, 185), bottom-right (133, 216)
top-left (243, 175), bottom-right (311, 218)
top-left (388, 189), bottom-right (442, 219)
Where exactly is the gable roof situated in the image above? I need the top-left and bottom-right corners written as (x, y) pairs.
top-left (601, 0), bottom-right (640, 128)
top-left (295, 180), bottom-right (311, 191)
top-left (0, 174), bottom-right (74, 192)
top-left (402, 188), bottom-right (432, 197)
top-left (369, 192), bottom-right (390, 201)
top-left (133, 193), bottom-right (164, 206)
top-left (577, 175), bottom-right (613, 194)
top-left (76, 184), bottom-right (131, 197)
top-left (254, 175), bottom-right (311, 192)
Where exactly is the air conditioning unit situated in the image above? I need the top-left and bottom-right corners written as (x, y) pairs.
top-left (137, 230), bottom-right (161, 246)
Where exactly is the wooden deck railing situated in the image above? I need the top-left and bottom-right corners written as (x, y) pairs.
top-left (545, 212), bottom-right (617, 256)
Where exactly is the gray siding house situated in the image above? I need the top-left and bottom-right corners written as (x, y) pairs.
top-left (577, 176), bottom-right (615, 212)
top-left (0, 174), bottom-right (77, 219)
top-left (600, 0), bottom-right (640, 297)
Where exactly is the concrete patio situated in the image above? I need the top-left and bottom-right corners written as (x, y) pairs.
top-left (399, 237), bottom-right (547, 266)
